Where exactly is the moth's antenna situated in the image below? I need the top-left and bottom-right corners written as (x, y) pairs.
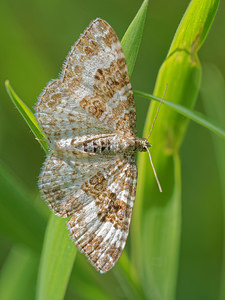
top-left (146, 84), bottom-right (168, 141)
top-left (146, 147), bottom-right (162, 192)
top-left (145, 85), bottom-right (167, 192)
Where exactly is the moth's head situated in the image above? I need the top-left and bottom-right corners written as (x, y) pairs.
top-left (140, 138), bottom-right (162, 193)
top-left (139, 139), bottom-right (151, 152)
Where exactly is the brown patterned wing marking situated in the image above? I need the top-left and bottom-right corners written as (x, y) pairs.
top-left (36, 18), bottom-right (136, 146)
top-left (36, 78), bottom-right (113, 144)
top-left (64, 18), bottom-right (136, 134)
top-left (67, 157), bottom-right (137, 273)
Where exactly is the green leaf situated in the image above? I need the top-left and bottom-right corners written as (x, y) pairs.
top-left (121, 0), bottom-right (149, 76)
top-left (201, 64), bottom-right (225, 300)
top-left (36, 214), bottom-right (76, 300)
top-left (134, 90), bottom-right (225, 140)
top-left (169, 0), bottom-right (220, 54)
top-left (142, 154), bottom-right (181, 300)
top-left (0, 162), bottom-right (46, 252)
top-left (132, 0), bottom-right (220, 299)
top-left (5, 80), bottom-right (48, 154)
top-left (0, 245), bottom-right (39, 300)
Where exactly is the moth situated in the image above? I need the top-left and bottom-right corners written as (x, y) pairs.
top-left (36, 18), bottom-right (161, 273)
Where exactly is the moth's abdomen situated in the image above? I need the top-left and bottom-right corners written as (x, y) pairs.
top-left (77, 136), bottom-right (138, 155)
top-left (82, 138), bottom-right (112, 154)
top-left (53, 135), bottom-right (149, 157)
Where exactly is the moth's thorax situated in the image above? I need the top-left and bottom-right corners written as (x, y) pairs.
top-left (75, 135), bottom-right (151, 155)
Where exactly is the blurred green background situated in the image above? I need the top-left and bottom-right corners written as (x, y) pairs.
top-left (0, 0), bottom-right (224, 299)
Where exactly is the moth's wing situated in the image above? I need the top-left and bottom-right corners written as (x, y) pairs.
top-left (40, 152), bottom-right (113, 217)
top-left (40, 152), bottom-right (137, 273)
top-left (36, 18), bottom-right (136, 146)
top-left (36, 78), bottom-right (113, 145)
top-left (61, 18), bottom-right (136, 134)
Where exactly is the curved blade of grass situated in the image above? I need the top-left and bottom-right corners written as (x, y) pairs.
top-left (0, 162), bottom-right (46, 252)
top-left (5, 80), bottom-right (48, 153)
top-left (121, 0), bottom-right (149, 76)
top-left (36, 214), bottom-right (76, 300)
top-left (201, 64), bottom-right (225, 300)
top-left (134, 90), bottom-right (225, 140)
top-left (4, 81), bottom-right (76, 299)
top-left (132, 0), bottom-right (220, 299)
top-left (115, 0), bottom-right (149, 290)
top-left (0, 245), bottom-right (39, 300)
top-left (142, 154), bottom-right (181, 300)
top-left (4, 82), bottom-right (77, 296)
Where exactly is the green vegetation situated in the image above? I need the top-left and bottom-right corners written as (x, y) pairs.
top-left (0, 0), bottom-right (223, 299)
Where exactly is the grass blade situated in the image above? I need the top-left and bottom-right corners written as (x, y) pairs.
top-left (121, 0), bottom-right (149, 76)
top-left (36, 214), bottom-right (76, 300)
top-left (132, 0), bottom-right (220, 299)
top-left (134, 90), bottom-right (225, 140)
top-left (5, 74), bottom-right (78, 299)
top-left (5, 80), bottom-right (48, 153)
top-left (201, 64), bottom-right (225, 300)
top-left (142, 154), bottom-right (181, 300)
top-left (5, 81), bottom-right (76, 298)
top-left (0, 245), bottom-right (39, 300)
